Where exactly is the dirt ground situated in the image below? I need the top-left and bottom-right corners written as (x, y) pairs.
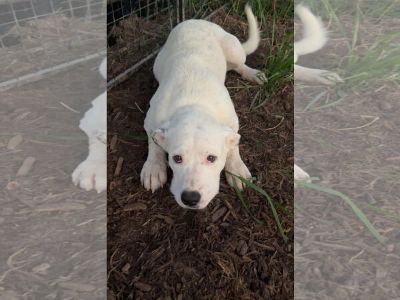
top-left (294, 15), bottom-right (400, 300)
top-left (107, 8), bottom-right (294, 300)
top-left (0, 59), bottom-right (106, 299)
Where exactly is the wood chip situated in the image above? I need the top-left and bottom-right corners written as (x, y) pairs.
top-left (176, 283), bottom-right (182, 292)
top-left (32, 263), bottom-right (50, 274)
top-left (238, 240), bottom-right (249, 256)
top-left (212, 207), bottom-right (227, 222)
top-left (122, 263), bottom-right (130, 274)
top-left (110, 135), bottom-right (118, 150)
top-left (15, 111), bottom-right (30, 121)
top-left (58, 281), bottom-right (96, 292)
top-left (107, 290), bottom-right (117, 300)
top-left (386, 156), bottom-right (400, 161)
top-left (252, 241), bottom-right (276, 251)
top-left (114, 157), bottom-right (124, 176)
top-left (124, 202), bottom-right (147, 211)
top-left (134, 282), bottom-right (152, 292)
top-left (16, 156), bottom-right (36, 176)
top-left (35, 202), bottom-right (86, 212)
top-left (7, 135), bottom-right (23, 150)
top-left (155, 214), bottom-right (174, 225)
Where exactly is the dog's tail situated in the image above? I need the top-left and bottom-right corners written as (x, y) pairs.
top-left (241, 4), bottom-right (260, 55)
top-left (99, 58), bottom-right (107, 79)
top-left (294, 4), bottom-right (327, 59)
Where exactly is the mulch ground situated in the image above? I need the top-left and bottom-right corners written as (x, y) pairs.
top-left (0, 60), bottom-right (106, 299)
top-left (107, 8), bottom-right (294, 300)
top-left (294, 14), bottom-right (400, 300)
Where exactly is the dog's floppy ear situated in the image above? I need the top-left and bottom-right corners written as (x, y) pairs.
top-left (225, 130), bottom-right (241, 149)
top-left (151, 121), bottom-right (170, 150)
top-left (151, 128), bottom-right (166, 148)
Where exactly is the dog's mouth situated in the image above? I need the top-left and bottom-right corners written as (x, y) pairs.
top-left (177, 201), bottom-right (209, 210)
top-left (181, 204), bottom-right (202, 210)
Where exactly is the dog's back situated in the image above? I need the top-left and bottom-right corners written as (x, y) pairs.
top-left (153, 20), bottom-right (228, 83)
top-left (154, 5), bottom-right (260, 84)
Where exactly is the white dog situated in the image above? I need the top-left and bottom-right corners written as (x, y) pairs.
top-left (72, 58), bottom-right (107, 193)
top-left (140, 5), bottom-right (264, 209)
top-left (294, 5), bottom-right (343, 184)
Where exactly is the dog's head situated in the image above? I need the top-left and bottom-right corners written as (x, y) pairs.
top-left (152, 119), bottom-right (239, 209)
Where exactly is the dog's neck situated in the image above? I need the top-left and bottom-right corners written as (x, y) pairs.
top-left (170, 105), bottom-right (224, 129)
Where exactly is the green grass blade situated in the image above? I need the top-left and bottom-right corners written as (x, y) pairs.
top-left (232, 180), bottom-right (265, 225)
top-left (228, 172), bottom-right (289, 243)
top-left (303, 91), bottom-right (328, 112)
top-left (296, 181), bottom-right (387, 243)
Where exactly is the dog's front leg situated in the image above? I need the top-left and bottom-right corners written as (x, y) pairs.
top-left (72, 96), bottom-right (107, 193)
top-left (72, 133), bottom-right (107, 193)
top-left (140, 137), bottom-right (167, 193)
top-left (225, 146), bottom-right (252, 190)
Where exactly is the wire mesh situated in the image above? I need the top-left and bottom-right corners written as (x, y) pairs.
top-left (0, 0), bottom-right (106, 91)
top-left (107, 0), bottom-right (174, 26)
top-left (106, 0), bottom-right (189, 86)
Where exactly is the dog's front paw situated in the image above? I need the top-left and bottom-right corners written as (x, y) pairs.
top-left (140, 159), bottom-right (167, 193)
top-left (225, 161), bottom-right (252, 190)
top-left (72, 159), bottom-right (106, 193)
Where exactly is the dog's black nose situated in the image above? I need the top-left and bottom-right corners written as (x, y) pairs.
top-left (181, 190), bottom-right (201, 207)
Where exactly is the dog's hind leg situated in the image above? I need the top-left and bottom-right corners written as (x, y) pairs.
top-left (220, 5), bottom-right (265, 84)
top-left (140, 138), bottom-right (168, 193)
top-left (220, 34), bottom-right (265, 84)
top-left (224, 145), bottom-right (252, 190)
top-left (295, 64), bottom-right (343, 85)
top-left (235, 64), bottom-right (266, 84)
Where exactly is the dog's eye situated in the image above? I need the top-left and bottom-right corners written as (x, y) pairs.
top-left (207, 155), bottom-right (217, 163)
top-left (173, 155), bottom-right (183, 163)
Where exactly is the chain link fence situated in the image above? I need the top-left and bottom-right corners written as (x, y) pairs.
top-left (0, 0), bottom-right (106, 91)
top-left (106, 0), bottom-right (192, 88)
